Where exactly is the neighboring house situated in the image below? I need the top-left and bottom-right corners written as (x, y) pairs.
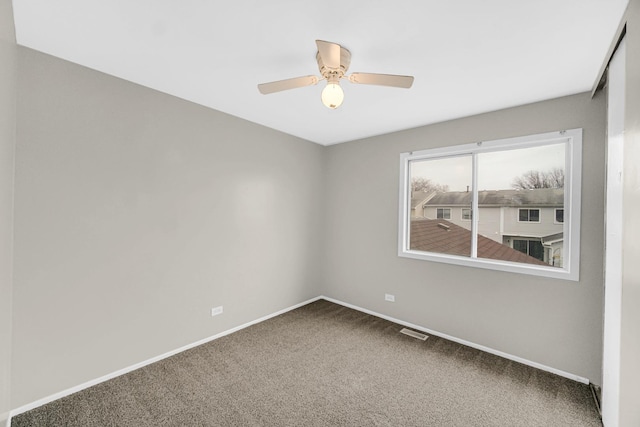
top-left (410, 219), bottom-right (548, 266)
top-left (410, 191), bottom-right (436, 218)
top-left (420, 188), bottom-right (564, 266)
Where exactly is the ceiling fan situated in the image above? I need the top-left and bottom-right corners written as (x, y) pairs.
top-left (258, 40), bottom-right (414, 109)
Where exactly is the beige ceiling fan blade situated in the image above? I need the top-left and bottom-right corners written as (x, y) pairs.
top-left (348, 72), bottom-right (414, 88)
top-left (258, 75), bottom-right (320, 94)
top-left (315, 40), bottom-right (341, 69)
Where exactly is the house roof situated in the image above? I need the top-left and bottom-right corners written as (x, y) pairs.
top-left (542, 232), bottom-right (564, 244)
top-left (410, 219), bottom-right (549, 266)
top-left (423, 188), bottom-right (564, 207)
top-left (411, 191), bottom-right (436, 209)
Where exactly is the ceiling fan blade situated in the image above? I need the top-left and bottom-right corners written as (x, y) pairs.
top-left (316, 40), bottom-right (341, 69)
top-left (348, 72), bottom-right (414, 88)
top-left (257, 75), bottom-right (319, 95)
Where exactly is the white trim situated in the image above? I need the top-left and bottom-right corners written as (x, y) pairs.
top-left (436, 207), bottom-right (451, 219)
top-left (470, 154), bottom-right (478, 257)
top-left (591, 2), bottom-right (628, 96)
top-left (461, 207), bottom-right (473, 221)
top-left (601, 35), bottom-right (626, 427)
top-left (399, 155), bottom-right (411, 252)
top-left (8, 296), bottom-right (323, 419)
top-left (320, 296), bottom-right (590, 385)
top-left (554, 208), bottom-right (564, 224)
top-left (6, 294), bottom-right (590, 423)
top-left (517, 208), bottom-right (541, 223)
top-left (564, 131), bottom-right (582, 280)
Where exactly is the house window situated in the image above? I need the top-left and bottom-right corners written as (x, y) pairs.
top-left (399, 129), bottom-right (582, 281)
top-left (519, 209), bottom-right (540, 222)
top-left (461, 208), bottom-right (472, 221)
top-left (513, 239), bottom-right (544, 261)
top-left (436, 208), bottom-right (451, 219)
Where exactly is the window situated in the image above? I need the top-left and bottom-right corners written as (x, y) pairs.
top-left (513, 239), bottom-right (544, 261)
top-left (519, 209), bottom-right (540, 222)
top-left (461, 208), bottom-right (472, 221)
top-left (436, 208), bottom-right (451, 219)
top-left (399, 129), bottom-right (582, 281)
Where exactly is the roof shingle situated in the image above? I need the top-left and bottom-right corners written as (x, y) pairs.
top-left (409, 219), bottom-right (549, 266)
top-left (424, 188), bottom-right (564, 207)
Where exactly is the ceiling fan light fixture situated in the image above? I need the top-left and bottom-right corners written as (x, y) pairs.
top-left (321, 83), bottom-right (344, 109)
top-left (257, 40), bottom-right (414, 109)
top-left (321, 75), bottom-right (344, 109)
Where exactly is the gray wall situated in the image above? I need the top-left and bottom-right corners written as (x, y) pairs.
top-left (620, 0), bottom-right (640, 424)
top-left (322, 92), bottom-right (606, 383)
top-left (7, 27), bottom-right (613, 414)
top-left (11, 48), bottom-right (325, 408)
top-left (0, 0), bottom-right (16, 423)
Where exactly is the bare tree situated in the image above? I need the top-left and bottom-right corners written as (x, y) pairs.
top-left (544, 167), bottom-right (565, 189)
top-left (512, 168), bottom-right (564, 190)
top-left (411, 177), bottom-right (449, 193)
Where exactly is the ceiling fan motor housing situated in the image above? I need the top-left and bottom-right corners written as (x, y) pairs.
top-left (316, 46), bottom-right (351, 79)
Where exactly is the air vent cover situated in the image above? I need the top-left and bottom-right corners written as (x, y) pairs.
top-left (400, 328), bottom-right (429, 341)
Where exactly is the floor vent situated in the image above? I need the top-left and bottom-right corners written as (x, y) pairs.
top-left (400, 328), bottom-right (429, 341)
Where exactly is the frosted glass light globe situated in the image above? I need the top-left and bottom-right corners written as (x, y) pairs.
top-left (321, 83), bottom-right (344, 109)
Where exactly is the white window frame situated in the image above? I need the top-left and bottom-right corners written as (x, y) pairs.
top-left (398, 129), bottom-right (582, 281)
top-left (436, 208), bottom-right (451, 219)
top-left (461, 208), bottom-right (473, 221)
top-left (554, 208), bottom-right (564, 224)
top-left (518, 208), bottom-right (541, 223)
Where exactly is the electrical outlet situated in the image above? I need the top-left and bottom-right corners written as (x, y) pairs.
top-left (385, 294), bottom-right (395, 302)
top-left (211, 306), bottom-right (224, 316)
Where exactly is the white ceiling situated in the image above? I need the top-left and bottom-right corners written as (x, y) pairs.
top-left (12, 0), bottom-right (627, 145)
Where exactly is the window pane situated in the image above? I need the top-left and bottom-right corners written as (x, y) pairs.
top-left (409, 155), bottom-right (472, 257)
top-left (529, 240), bottom-right (544, 261)
top-left (436, 208), bottom-right (451, 219)
top-left (529, 209), bottom-right (540, 222)
top-left (519, 209), bottom-right (529, 221)
top-left (513, 239), bottom-right (528, 254)
top-left (556, 209), bottom-right (564, 223)
top-left (476, 144), bottom-right (565, 267)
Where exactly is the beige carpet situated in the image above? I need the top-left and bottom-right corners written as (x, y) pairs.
top-left (12, 299), bottom-right (601, 426)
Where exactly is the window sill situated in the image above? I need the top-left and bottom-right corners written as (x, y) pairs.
top-left (399, 249), bottom-right (578, 281)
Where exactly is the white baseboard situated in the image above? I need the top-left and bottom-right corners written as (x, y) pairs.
top-left (8, 293), bottom-right (589, 422)
top-left (320, 296), bottom-right (590, 385)
top-left (9, 296), bottom-right (323, 419)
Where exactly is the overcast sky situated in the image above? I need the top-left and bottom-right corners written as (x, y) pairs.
top-left (410, 143), bottom-right (565, 191)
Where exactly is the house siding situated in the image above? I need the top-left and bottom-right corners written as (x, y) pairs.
top-left (502, 206), bottom-right (563, 238)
